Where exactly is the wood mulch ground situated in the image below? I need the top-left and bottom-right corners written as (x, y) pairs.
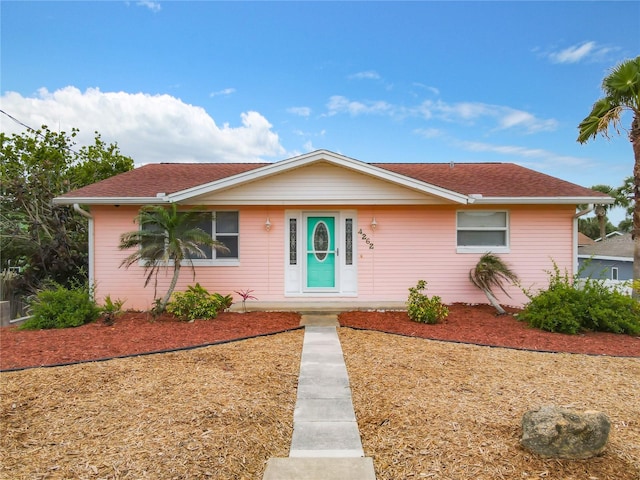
top-left (1, 305), bottom-right (639, 479)
top-left (0, 311), bottom-right (302, 371)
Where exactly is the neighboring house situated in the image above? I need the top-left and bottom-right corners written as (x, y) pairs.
top-left (578, 233), bottom-right (634, 292)
top-left (578, 232), bottom-right (596, 247)
top-left (53, 150), bottom-right (612, 311)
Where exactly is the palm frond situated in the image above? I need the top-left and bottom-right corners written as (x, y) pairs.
top-left (603, 56), bottom-right (640, 107)
top-left (469, 253), bottom-right (519, 298)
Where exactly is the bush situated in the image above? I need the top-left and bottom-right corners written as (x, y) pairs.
top-left (167, 283), bottom-right (230, 321)
top-left (519, 264), bottom-right (640, 335)
top-left (101, 295), bottom-right (126, 325)
top-left (20, 283), bottom-right (100, 330)
top-left (407, 280), bottom-right (449, 324)
top-left (213, 293), bottom-right (234, 312)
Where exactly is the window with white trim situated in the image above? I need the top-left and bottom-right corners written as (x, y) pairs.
top-left (181, 211), bottom-right (239, 261)
top-left (457, 211), bottom-right (509, 253)
top-left (611, 267), bottom-right (618, 281)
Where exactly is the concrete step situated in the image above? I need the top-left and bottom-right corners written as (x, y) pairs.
top-left (300, 314), bottom-right (340, 327)
top-left (263, 457), bottom-right (376, 480)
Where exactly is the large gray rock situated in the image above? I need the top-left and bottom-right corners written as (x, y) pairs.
top-left (521, 405), bottom-right (610, 459)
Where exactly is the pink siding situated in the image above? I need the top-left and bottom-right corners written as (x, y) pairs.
top-left (92, 204), bottom-right (575, 311)
top-left (92, 205), bottom-right (286, 310)
top-left (355, 205), bottom-right (574, 307)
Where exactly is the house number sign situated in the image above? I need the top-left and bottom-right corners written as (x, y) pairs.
top-left (358, 229), bottom-right (375, 249)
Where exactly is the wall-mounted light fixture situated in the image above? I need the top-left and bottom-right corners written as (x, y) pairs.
top-left (371, 217), bottom-right (378, 230)
top-left (265, 218), bottom-right (272, 231)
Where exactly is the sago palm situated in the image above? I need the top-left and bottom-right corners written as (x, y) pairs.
top-left (578, 56), bottom-right (640, 299)
top-left (119, 204), bottom-right (228, 313)
top-left (469, 253), bottom-right (519, 315)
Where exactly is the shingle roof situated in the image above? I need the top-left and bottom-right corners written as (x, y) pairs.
top-left (374, 162), bottom-right (603, 198)
top-left (578, 233), bottom-right (634, 258)
top-left (578, 232), bottom-right (596, 246)
top-left (58, 163), bottom-right (269, 198)
top-left (57, 159), bottom-right (609, 201)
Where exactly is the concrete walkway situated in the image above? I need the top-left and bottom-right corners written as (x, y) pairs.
top-left (263, 315), bottom-right (376, 480)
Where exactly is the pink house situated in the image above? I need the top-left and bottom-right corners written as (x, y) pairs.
top-left (54, 150), bottom-right (612, 312)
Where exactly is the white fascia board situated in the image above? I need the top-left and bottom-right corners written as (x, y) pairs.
top-left (166, 149), bottom-right (471, 205)
top-left (470, 196), bottom-right (615, 205)
top-left (53, 197), bottom-right (167, 205)
top-left (329, 156), bottom-right (471, 204)
top-left (578, 254), bottom-right (633, 262)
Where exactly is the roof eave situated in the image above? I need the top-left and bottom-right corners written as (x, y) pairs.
top-left (578, 254), bottom-right (633, 262)
top-left (470, 196), bottom-right (615, 205)
top-left (53, 197), bottom-right (168, 205)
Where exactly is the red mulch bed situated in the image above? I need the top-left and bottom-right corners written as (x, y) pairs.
top-left (1, 304), bottom-right (638, 371)
top-left (340, 303), bottom-right (640, 358)
top-left (0, 311), bottom-right (302, 371)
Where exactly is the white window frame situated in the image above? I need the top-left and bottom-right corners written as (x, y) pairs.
top-left (139, 210), bottom-right (240, 267)
top-left (456, 210), bottom-right (510, 254)
top-left (611, 267), bottom-right (619, 281)
top-left (188, 210), bottom-right (240, 266)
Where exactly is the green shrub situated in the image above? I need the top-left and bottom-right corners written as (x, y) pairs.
top-left (519, 264), bottom-right (640, 335)
top-left (20, 283), bottom-right (101, 330)
top-left (167, 283), bottom-right (229, 321)
top-left (407, 280), bottom-right (449, 324)
top-left (213, 293), bottom-right (234, 312)
top-left (101, 295), bottom-right (126, 325)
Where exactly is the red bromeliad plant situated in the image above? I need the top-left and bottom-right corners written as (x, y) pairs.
top-left (234, 289), bottom-right (258, 312)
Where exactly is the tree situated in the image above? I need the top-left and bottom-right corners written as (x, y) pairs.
top-left (0, 126), bottom-right (133, 294)
top-left (592, 184), bottom-right (628, 239)
top-left (578, 215), bottom-right (616, 240)
top-left (577, 56), bottom-right (640, 299)
top-left (578, 183), bottom-right (628, 239)
top-left (469, 253), bottom-right (519, 315)
top-left (618, 175), bottom-right (636, 232)
top-left (119, 204), bottom-right (229, 313)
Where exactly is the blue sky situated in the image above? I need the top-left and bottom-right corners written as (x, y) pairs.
top-left (1, 1), bottom-right (638, 221)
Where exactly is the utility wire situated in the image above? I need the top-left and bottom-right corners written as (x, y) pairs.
top-left (0, 108), bottom-right (36, 132)
top-left (1, 109), bottom-right (81, 155)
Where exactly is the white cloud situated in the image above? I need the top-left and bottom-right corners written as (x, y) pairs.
top-left (210, 88), bottom-right (236, 97)
top-left (459, 140), bottom-right (588, 167)
top-left (434, 101), bottom-right (494, 121)
top-left (413, 127), bottom-right (443, 139)
top-left (327, 94), bottom-right (556, 134)
top-left (549, 41), bottom-right (595, 63)
top-left (326, 95), bottom-right (393, 116)
top-left (544, 41), bottom-right (615, 64)
top-left (287, 106), bottom-right (311, 117)
top-left (137, 1), bottom-right (161, 12)
top-left (0, 86), bottom-right (285, 164)
top-left (348, 70), bottom-right (381, 80)
top-left (496, 109), bottom-right (558, 133)
top-left (412, 83), bottom-right (440, 96)
top-left (429, 101), bottom-right (557, 133)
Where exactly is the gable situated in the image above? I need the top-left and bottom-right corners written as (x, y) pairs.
top-left (186, 161), bottom-right (457, 205)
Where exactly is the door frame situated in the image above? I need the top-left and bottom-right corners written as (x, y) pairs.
top-left (284, 209), bottom-right (358, 296)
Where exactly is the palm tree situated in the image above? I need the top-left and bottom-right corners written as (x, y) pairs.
top-left (589, 184), bottom-right (627, 240)
top-left (577, 56), bottom-right (640, 299)
top-left (119, 204), bottom-right (228, 313)
top-left (469, 253), bottom-right (519, 315)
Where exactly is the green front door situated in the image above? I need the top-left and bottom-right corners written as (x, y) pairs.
top-left (306, 216), bottom-right (335, 288)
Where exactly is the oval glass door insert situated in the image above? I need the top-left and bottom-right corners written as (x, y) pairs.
top-left (313, 221), bottom-right (329, 261)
